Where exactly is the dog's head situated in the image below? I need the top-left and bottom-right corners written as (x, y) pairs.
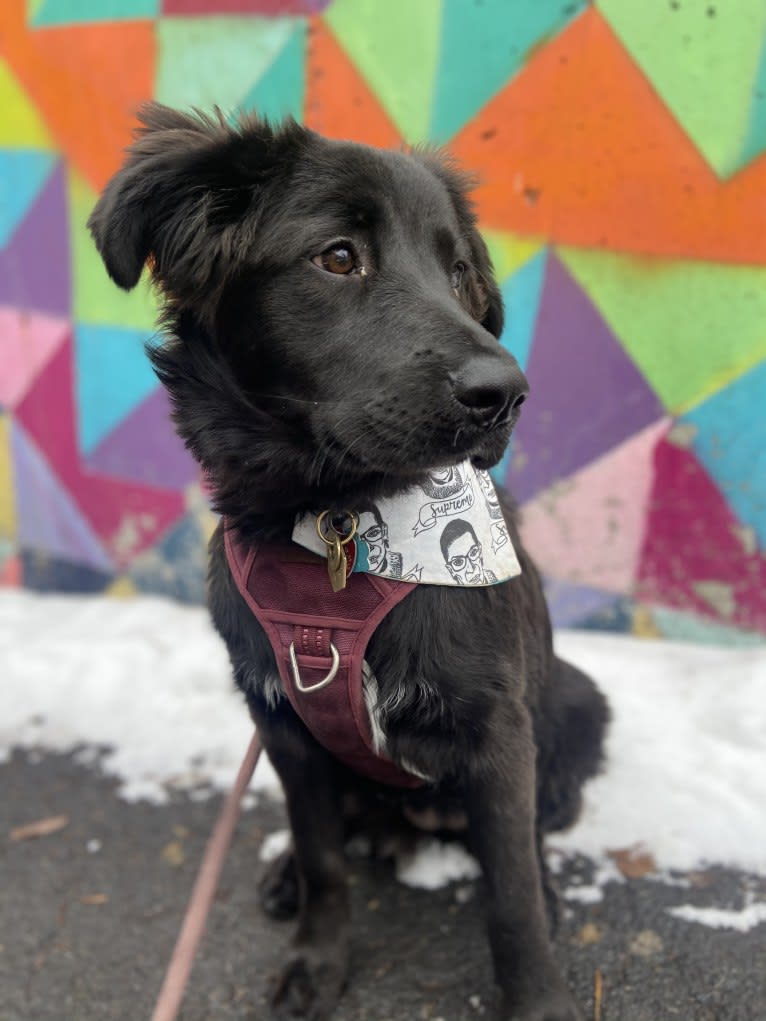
top-left (89, 104), bottom-right (528, 516)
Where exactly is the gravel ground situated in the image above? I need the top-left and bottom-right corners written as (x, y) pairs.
top-left (1, 750), bottom-right (765, 1021)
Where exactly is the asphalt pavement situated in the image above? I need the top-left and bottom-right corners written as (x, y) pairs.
top-left (1, 750), bottom-right (764, 1021)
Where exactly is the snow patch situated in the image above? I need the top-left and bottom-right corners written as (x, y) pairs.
top-left (667, 902), bottom-right (766, 932)
top-left (259, 828), bottom-right (291, 863)
top-left (551, 630), bottom-right (766, 875)
top-left (396, 839), bottom-right (481, 889)
top-left (1, 591), bottom-right (765, 885)
top-left (0, 590), bottom-right (278, 802)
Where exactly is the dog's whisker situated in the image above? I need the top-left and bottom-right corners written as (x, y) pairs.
top-left (250, 393), bottom-right (342, 407)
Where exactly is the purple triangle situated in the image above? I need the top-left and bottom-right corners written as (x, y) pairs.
top-left (505, 255), bottom-right (664, 502)
top-left (0, 162), bottom-right (70, 317)
top-left (11, 421), bottom-right (114, 573)
top-left (543, 577), bottom-right (624, 629)
top-left (86, 386), bottom-right (199, 490)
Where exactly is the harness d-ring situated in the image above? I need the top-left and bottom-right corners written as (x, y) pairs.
top-left (288, 641), bottom-right (340, 693)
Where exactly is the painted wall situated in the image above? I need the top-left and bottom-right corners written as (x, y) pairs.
top-left (1, 0), bottom-right (765, 644)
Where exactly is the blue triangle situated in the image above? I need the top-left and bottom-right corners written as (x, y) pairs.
top-left (239, 25), bottom-right (306, 124)
top-left (0, 150), bottom-right (56, 247)
top-left (75, 323), bottom-right (158, 455)
top-left (492, 250), bottom-right (547, 485)
top-left (499, 249), bottom-right (547, 372)
top-left (21, 549), bottom-right (113, 593)
top-left (129, 514), bottom-right (206, 604)
top-left (429, 0), bottom-right (587, 142)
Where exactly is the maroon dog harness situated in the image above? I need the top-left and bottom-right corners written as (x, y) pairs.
top-left (224, 527), bottom-right (424, 788)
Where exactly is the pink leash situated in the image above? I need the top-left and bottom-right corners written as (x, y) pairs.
top-left (150, 731), bottom-right (263, 1021)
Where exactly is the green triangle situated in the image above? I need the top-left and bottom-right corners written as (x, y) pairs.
top-left (597, 0), bottom-right (766, 178)
top-left (156, 16), bottom-right (294, 114)
top-left (26, 0), bottom-right (46, 20)
top-left (239, 24), bottom-right (306, 123)
top-left (559, 246), bottom-right (766, 414)
top-left (324, 0), bottom-right (442, 143)
top-left (69, 170), bottom-right (159, 331)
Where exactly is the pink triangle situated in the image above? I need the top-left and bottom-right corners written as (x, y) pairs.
top-left (11, 421), bottom-right (114, 573)
top-left (0, 556), bottom-right (22, 587)
top-left (15, 338), bottom-right (186, 567)
top-left (0, 306), bottom-right (70, 408)
top-left (520, 418), bottom-right (670, 594)
top-left (636, 437), bottom-right (766, 633)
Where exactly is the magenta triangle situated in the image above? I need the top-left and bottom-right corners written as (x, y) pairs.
top-left (0, 162), bottom-right (70, 318)
top-left (506, 254), bottom-right (664, 502)
top-left (636, 437), bottom-right (766, 634)
top-left (11, 420), bottom-right (114, 573)
top-left (86, 386), bottom-right (199, 490)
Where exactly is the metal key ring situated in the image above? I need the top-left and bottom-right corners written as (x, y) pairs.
top-left (289, 641), bottom-right (340, 693)
top-left (315, 509), bottom-right (358, 547)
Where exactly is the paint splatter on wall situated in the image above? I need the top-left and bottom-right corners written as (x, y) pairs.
top-left (1, 0), bottom-right (765, 644)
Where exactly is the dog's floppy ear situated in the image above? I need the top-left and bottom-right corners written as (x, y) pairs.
top-left (416, 153), bottom-right (504, 339)
top-left (88, 102), bottom-right (306, 300)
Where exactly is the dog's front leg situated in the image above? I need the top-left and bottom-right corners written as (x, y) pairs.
top-left (466, 701), bottom-right (582, 1021)
top-left (251, 701), bottom-right (349, 1020)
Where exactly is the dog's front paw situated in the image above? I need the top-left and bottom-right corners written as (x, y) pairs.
top-left (259, 847), bottom-right (299, 920)
top-left (271, 944), bottom-right (347, 1020)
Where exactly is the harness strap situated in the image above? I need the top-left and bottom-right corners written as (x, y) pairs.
top-left (224, 525), bottom-right (423, 788)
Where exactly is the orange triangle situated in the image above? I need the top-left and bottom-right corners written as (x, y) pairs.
top-left (304, 17), bottom-right (400, 151)
top-left (4, 0), bottom-right (155, 192)
top-left (450, 8), bottom-right (766, 265)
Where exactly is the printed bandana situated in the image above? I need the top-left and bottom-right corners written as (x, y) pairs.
top-left (292, 460), bottom-right (522, 587)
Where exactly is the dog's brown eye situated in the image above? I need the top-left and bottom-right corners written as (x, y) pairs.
top-left (451, 262), bottom-right (466, 290)
top-left (314, 245), bottom-right (357, 275)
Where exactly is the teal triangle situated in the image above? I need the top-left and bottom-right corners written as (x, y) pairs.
top-left (429, 0), bottom-right (587, 143)
top-left (493, 250), bottom-right (547, 484)
top-left (156, 17), bottom-right (294, 114)
top-left (75, 323), bottom-right (158, 455)
top-left (740, 33), bottom-right (766, 168)
top-left (31, 0), bottom-right (158, 25)
top-left (0, 150), bottom-right (56, 247)
top-left (239, 25), bottom-right (306, 124)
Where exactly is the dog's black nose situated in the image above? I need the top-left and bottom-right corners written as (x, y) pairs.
top-left (451, 357), bottom-right (529, 426)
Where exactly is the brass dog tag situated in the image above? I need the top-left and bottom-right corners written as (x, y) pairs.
top-left (316, 509), bottom-right (358, 593)
top-left (327, 535), bottom-right (347, 592)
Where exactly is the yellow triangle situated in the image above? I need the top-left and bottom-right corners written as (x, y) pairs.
top-left (0, 60), bottom-right (55, 149)
top-left (0, 416), bottom-right (17, 539)
top-left (481, 228), bottom-right (545, 283)
top-left (107, 576), bottom-right (138, 598)
top-left (632, 604), bottom-right (661, 640)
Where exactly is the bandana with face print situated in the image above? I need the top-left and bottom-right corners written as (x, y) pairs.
top-left (291, 459), bottom-right (522, 587)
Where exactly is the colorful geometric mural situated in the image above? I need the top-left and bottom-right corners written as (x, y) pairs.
top-left (1, 0), bottom-right (765, 644)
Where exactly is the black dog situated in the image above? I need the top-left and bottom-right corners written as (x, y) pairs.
top-left (89, 104), bottom-right (608, 1021)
